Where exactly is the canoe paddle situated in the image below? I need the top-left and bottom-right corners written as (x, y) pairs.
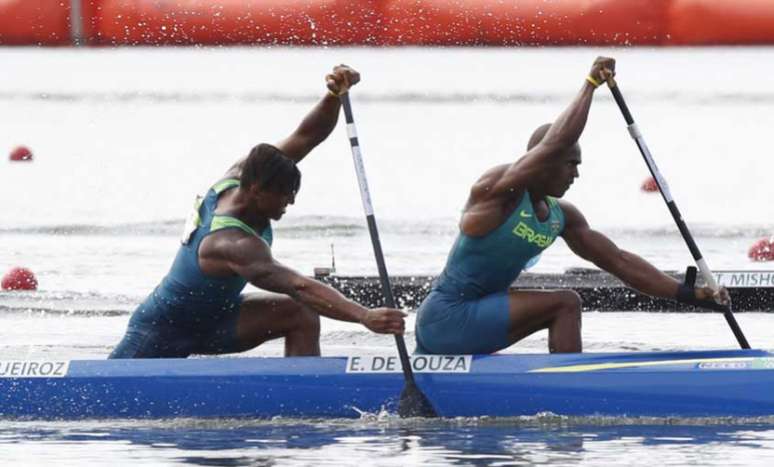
top-left (338, 92), bottom-right (439, 417)
top-left (606, 78), bottom-right (751, 349)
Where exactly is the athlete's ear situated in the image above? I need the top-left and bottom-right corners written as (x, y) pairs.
top-left (247, 182), bottom-right (261, 197)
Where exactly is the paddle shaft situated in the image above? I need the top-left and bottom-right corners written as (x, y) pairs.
top-left (338, 93), bottom-right (417, 384)
top-left (608, 79), bottom-right (750, 349)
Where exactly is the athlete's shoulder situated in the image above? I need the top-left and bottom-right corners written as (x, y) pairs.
top-left (202, 228), bottom-right (271, 264)
top-left (555, 198), bottom-right (578, 212)
top-left (555, 199), bottom-right (588, 231)
top-left (210, 176), bottom-right (241, 193)
top-left (224, 160), bottom-right (245, 179)
top-left (470, 164), bottom-right (528, 209)
top-left (470, 164), bottom-right (513, 194)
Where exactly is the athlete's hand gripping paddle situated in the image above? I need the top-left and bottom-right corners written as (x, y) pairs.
top-left (606, 77), bottom-right (750, 349)
top-left (338, 91), bottom-right (439, 417)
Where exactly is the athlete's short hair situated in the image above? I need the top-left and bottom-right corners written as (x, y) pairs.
top-left (241, 143), bottom-right (301, 195)
top-left (527, 123), bottom-right (552, 150)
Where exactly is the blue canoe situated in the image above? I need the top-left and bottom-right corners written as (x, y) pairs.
top-left (1, 349), bottom-right (773, 419)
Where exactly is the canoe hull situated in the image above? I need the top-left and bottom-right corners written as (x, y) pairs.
top-left (2, 349), bottom-right (773, 419)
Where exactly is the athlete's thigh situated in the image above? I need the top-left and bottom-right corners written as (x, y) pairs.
top-left (506, 289), bottom-right (572, 341)
top-left (234, 292), bottom-right (305, 347)
top-left (417, 291), bottom-right (511, 354)
top-left (109, 323), bottom-right (196, 359)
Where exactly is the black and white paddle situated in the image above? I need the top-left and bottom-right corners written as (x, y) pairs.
top-left (607, 78), bottom-right (750, 349)
top-left (338, 92), bottom-right (439, 417)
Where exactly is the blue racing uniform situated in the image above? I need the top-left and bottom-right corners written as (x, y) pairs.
top-left (110, 179), bottom-right (272, 358)
top-left (415, 191), bottom-right (565, 354)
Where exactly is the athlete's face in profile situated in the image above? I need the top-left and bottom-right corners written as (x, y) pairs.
top-left (547, 145), bottom-right (581, 197)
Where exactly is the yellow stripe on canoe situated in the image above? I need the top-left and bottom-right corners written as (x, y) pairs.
top-left (529, 357), bottom-right (763, 373)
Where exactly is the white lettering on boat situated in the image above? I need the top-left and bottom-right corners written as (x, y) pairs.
top-left (697, 361), bottom-right (752, 370)
top-left (345, 355), bottom-right (472, 373)
top-left (714, 271), bottom-right (774, 288)
top-left (0, 361), bottom-right (69, 378)
top-left (698, 358), bottom-right (774, 370)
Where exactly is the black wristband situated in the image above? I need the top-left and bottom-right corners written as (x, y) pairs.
top-left (676, 283), bottom-right (695, 304)
top-left (676, 283), bottom-right (727, 312)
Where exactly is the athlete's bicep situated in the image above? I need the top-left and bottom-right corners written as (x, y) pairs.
top-left (560, 201), bottom-right (623, 270)
top-left (224, 237), bottom-right (306, 296)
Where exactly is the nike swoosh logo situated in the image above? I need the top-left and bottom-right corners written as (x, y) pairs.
top-left (520, 210), bottom-right (531, 218)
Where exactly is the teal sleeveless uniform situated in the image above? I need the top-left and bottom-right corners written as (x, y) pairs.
top-left (415, 191), bottom-right (565, 354)
top-left (110, 179), bottom-right (272, 358)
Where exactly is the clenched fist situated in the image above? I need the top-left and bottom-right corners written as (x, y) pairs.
top-left (360, 307), bottom-right (407, 335)
top-left (589, 56), bottom-right (616, 85)
top-left (326, 64), bottom-right (361, 96)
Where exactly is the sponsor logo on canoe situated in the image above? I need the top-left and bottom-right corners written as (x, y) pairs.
top-left (698, 358), bottom-right (774, 370)
top-left (345, 355), bottom-right (472, 373)
top-left (0, 361), bottom-right (69, 378)
top-left (714, 271), bottom-right (774, 288)
top-left (697, 361), bottom-right (752, 370)
top-left (532, 356), bottom-right (774, 373)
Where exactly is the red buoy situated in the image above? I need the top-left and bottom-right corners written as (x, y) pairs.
top-left (749, 237), bottom-right (774, 262)
top-left (640, 176), bottom-right (658, 193)
top-left (9, 146), bottom-right (33, 162)
top-left (1, 267), bottom-right (38, 291)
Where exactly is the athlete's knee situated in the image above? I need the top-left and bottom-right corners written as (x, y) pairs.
top-left (291, 305), bottom-right (320, 334)
top-left (555, 290), bottom-right (582, 317)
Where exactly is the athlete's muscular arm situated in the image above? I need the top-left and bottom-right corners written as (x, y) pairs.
top-left (475, 57), bottom-right (615, 201)
top-left (559, 201), bottom-right (724, 303)
top-left (275, 65), bottom-right (361, 163)
top-left (559, 201), bottom-right (679, 298)
top-left (207, 232), bottom-right (405, 334)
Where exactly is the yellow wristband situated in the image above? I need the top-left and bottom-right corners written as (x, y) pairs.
top-left (586, 75), bottom-right (602, 88)
top-left (327, 89), bottom-right (340, 97)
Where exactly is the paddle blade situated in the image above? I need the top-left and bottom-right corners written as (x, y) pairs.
top-left (398, 380), bottom-right (438, 418)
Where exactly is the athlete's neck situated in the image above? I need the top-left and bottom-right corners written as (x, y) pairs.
top-left (528, 190), bottom-right (547, 205)
top-left (528, 190), bottom-right (550, 222)
top-left (218, 188), bottom-right (271, 230)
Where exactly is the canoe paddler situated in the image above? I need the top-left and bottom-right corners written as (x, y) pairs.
top-left (414, 56), bottom-right (729, 355)
top-left (110, 65), bottom-right (405, 359)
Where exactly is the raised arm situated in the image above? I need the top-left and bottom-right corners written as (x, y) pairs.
top-left (275, 64), bottom-right (361, 163)
top-left (559, 201), bottom-right (728, 305)
top-left (215, 232), bottom-right (405, 334)
top-left (478, 57), bottom-right (615, 200)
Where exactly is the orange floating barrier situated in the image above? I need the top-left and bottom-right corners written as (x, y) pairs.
top-left (3, 0), bottom-right (774, 46)
top-left (667, 0), bottom-right (774, 45)
top-left (0, 0), bottom-right (70, 45)
top-left (380, 0), bottom-right (671, 45)
top-left (91, 0), bottom-right (381, 45)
